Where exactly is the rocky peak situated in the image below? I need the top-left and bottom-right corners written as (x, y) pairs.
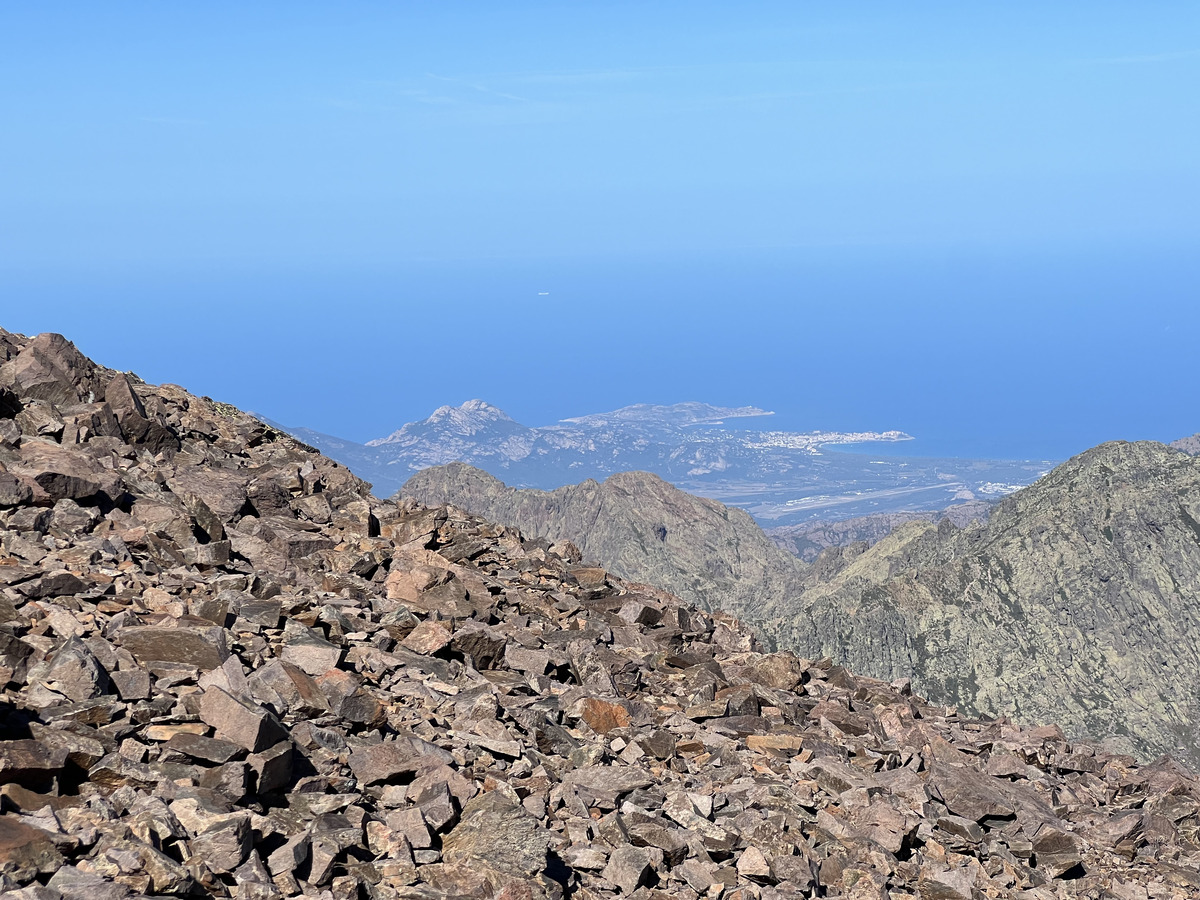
top-left (770, 438), bottom-right (1200, 766)
top-left (1171, 432), bottom-right (1200, 456)
top-left (400, 463), bottom-right (810, 626)
top-left (1, 328), bottom-right (1199, 898)
top-left (368, 401), bottom-right (523, 447)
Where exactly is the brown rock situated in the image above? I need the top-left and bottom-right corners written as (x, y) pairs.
top-left (0, 332), bottom-right (99, 405)
top-left (348, 734), bottom-right (455, 785)
top-left (35, 637), bottom-right (110, 701)
top-left (190, 814), bottom-right (253, 874)
top-left (166, 732), bottom-right (243, 764)
top-left (928, 762), bottom-right (1017, 824)
top-left (0, 472), bottom-right (33, 507)
top-left (401, 620), bottom-right (454, 655)
top-left (143, 723), bottom-right (206, 741)
top-left (248, 741), bottom-right (293, 793)
top-left (746, 733), bottom-right (804, 754)
top-left (48, 865), bottom-right (134, 900)
top-left (746, 653), bottom-right (808, 691)
top-left (449, 621), bottom-right (508, 669)
top-left (279, 628), bottom-right (342, 676)
top-left (442, 791), bottom-right (551, 878)
top-left (103, 372), bottom-right (146, 418)
top-left (626, 821), bottom-right (689, 866)
top-left (736, 846), bottom-right (773, 882)
top-left (119, 624), bottom-right (230, 671)
top-left (388, 807), bottom-right (433, 849)
top-left (562, 766), bottom-right (654, 805)
top-left (266, 832), bottom-right (309, 876)
top-left (199, 686), bottom-right (289, 753)
top-left (166, 466), bottom-right (249, 523)
top-left (601, 844), bottom-right (657, 894)
top-left (18, 570), bottom-right (88, 599)
top-left (1032, 824), bottom-right (1083, 878)
top-left (0, 815), bottom-right (64, 881)
top-left (635, 729), bottom-right (676, 760)
top-left (917, 865), bottom-right (976, 900)
top-left (317, 669), bottom-right (385, 726)
top-left (88, 752), bottom-right (158, 789)
top-left (574, 697), bottom-right (632, 734)
top-left (248, 658), bottom-right (329, 715)
top-left (109, 667), bottom-right (152, 700)
top-left (198, 760), bottom-right (250, 800)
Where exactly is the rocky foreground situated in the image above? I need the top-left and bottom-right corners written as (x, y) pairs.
top-left (0, 330), bottom-right (1199, 899)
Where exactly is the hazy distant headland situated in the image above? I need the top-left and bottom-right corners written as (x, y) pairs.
top-left (263, 399), bottom-right (1052, 525)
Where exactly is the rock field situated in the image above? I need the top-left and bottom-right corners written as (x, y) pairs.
top-left (1, 328), bottom-right (1199, 899)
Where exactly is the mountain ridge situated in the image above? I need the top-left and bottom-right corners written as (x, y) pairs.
top-left (401, 462), bottom-right (810, 622)
top-left (766, 440), bottom-right (1200, 760)
top-left (764, 501), bottom-right (993, 562)
top-left (1172, 432), bottom-right (1200, 456)
top-left (404, 442), bottom-right (1200, 767)
top-left (367, 400), bottom-right (523, 447)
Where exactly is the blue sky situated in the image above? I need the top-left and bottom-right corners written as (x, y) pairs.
top-left (2, 3), bottom-right (1198, 458)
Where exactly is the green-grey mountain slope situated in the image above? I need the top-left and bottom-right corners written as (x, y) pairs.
top-left (764, 500), bottom-right (992, 562)
top-left (404, 443), bottom-right (1200, 766)
top-left (771, 440), bottom-right (1200, 765)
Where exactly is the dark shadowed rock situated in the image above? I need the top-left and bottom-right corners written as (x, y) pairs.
top-left (0, 740), bottom-right (69, 788)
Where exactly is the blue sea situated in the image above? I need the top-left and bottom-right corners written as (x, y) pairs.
top-left (3, 242), bottom-right (1197, 461)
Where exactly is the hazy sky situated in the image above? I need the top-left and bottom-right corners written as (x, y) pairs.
top-left (3, 4), bottom-right (1198, 458)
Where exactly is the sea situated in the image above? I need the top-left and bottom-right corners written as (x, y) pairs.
top-left (3, 242), bottom-right (1197, 462)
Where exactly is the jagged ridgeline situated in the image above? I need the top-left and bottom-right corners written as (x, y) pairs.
top-left (1173, 433), bottom-right (1200, 456)
top-left (5, 328), bottom-right (1200, 898)
top-left (403, 445), bottom-right (1200, 768)
top-left (401, 464), bottom-right (813, 625)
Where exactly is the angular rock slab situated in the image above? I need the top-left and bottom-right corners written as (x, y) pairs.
top-left (200, 686), bottom-right (289, 753)
top-left (442, 791), bottom-right (552, 878)
top-left (118, 625), bottom-right (230, 671)
top-left (349, 733), bottom-right (456, 785)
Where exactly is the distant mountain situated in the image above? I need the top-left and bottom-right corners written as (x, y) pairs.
top-left (1172, 432), bottom-right (1200, 456)
top-left (367, 399), bottom-right (530, 448)
top-left (765, 500), bottom-right (993, 562)
top-left (263, 400), bottom-right (1051, 524)
top-left (768, 440), bottom-right (1200, 765)
top-left (400, 462), bottom-right (808, 621)
top-left (405, 443), bottom-right (1200, 766)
